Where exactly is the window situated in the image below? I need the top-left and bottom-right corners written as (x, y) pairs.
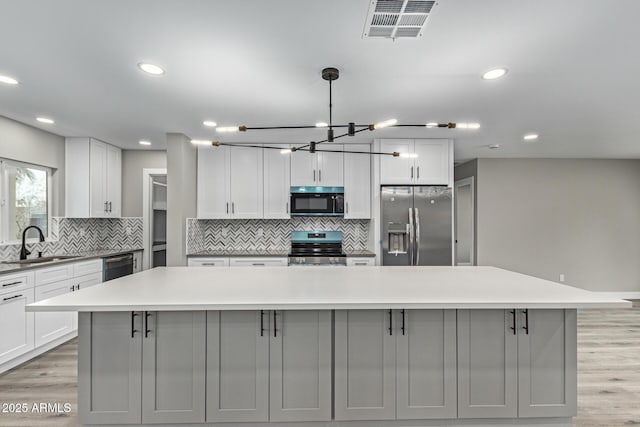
top-left (0, 159), bottom-right (52, 243)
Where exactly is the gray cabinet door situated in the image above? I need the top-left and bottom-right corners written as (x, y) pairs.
top-left (334, 309), bottom-right (396, 420)
top-left (518, 309), bottom-right (577, 417)
top-left (270, 310), bottom-right (332, 422)
top-left (457, 309), bottom-right (518, 418)
top-left (206, 310), bottom-right (269, 422)
top-left (141, 311), bottom-right (206, 424)
top-left (396, 309), bottom-right (457, 419)
top-left (78, 312), bottom-right (142, 425)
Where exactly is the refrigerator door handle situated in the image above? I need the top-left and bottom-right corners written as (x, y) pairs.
top-left (415, 208), bottom-right (420, 266)
top-left (408, 208), bottom-right (414, 266)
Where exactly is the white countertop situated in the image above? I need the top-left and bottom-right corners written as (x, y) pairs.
top-left (26, 266), bottom-right (631, 312)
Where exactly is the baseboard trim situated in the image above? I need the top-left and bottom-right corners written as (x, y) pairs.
top-left (596, 292), bottom-right (640, 300)
top-left (0, 331), bottom-right (77, 374)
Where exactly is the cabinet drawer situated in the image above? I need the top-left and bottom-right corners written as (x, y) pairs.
top-left (76, 272), bottom-right (103, 290)
top-left (35, 264), bottom-right (75, 286)
top-left (346, 258), bottom-right (375, 267)
top-left (188, 257), bottom-right (230, 267)
top-left (74, 259), bottom-right (103, 277)
top-left (0, 271), bottom-right (35, 296)
top-left (229, 257), bottom-right (288, 267)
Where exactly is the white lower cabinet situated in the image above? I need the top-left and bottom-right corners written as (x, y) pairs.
top-left (229, 257), bottom-right (288, 267)
top-left (187, 257), bottom-right (229, 267)
top-left (334, 309), bottom-right (456, 421)
top-left (34, 279), bottom-right (76, 347)
top-left (78, 311), bottom-right (206, 425)
top-left (457, 309), bottom-right (577, 419)
top-left (0, 287), bottom-right (34, 365)
top-left (206, 310), bottom-right (332, 423)
top-left (346, 257), bottom-right (375, 267)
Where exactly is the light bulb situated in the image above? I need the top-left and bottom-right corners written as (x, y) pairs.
top-left (280, 148), bottom-right (292, 154)
top-left (203, 121), bottom-right (217, 127)
top-left (425, 122), bottom-right (438, 128)
top-left (315, 122), bottom-right (328, 128)
top-left (216, 126), bottom-right (246, 133)
top-left (399, 152), bottom-right (418, 158)
top-left (190, 140), bottom-right (212, 145)
top-left (456, 122), bottom-right (480, 129)
top-left (0, 75), bottom-right (19, 85)
top-left (373, 119), bottom-right (397, 129)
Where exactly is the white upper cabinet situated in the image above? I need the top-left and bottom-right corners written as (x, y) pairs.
top-left (263, 146), bottom-right (291, 218)
top-left (197, 145), bottom-right (263, 219)
top-left (230, 147), bottom-right (263, 218)
top-left (344, 144), bottom-right (371, 219)
top-left (413, 140), bottom-right (450, 185)
top-left (291, 145), bottom-right (343, 187)
top-left (197, 145), bottom-right (230, 218)
top-left (66, 138), bottom-right (122, 218)
top-left (380, 139), bottom-right (452, 186)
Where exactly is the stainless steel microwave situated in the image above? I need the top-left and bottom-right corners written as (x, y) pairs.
top-left (290, 187), bottom-right (344, 216)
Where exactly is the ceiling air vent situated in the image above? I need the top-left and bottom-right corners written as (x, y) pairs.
top-left (363, 0), bottom-right (437, 39)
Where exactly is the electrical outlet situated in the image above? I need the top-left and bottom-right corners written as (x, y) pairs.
top-left (559, 274), bottom-right (565, 282)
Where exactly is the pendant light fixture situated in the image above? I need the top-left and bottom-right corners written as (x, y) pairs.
top-left (192, 67), bottom-right (479, 157)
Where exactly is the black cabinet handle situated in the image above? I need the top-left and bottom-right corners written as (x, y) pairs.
top-left (70, 285), bottom-right (75, 292)
top-left (144, 312), bottom-right (152, 338)
top-left (260, 310), bottom-right (266, 337)
top-left (2, 281), bottom-right (22, 287)
top-left (522, 309), bottom-right (529, 335)
top-left (3, 294), bottom-right (22, 301)
top-left (510, 309), bottom-right (516, 335)
top-left (131, 312), bottom-right (139, 338)
top-left (273, 311), bottom-right (278, 337)
top-left (401, 309), bottom-right (406, 335)
top-left (388, 309), bottom-right (393, 336)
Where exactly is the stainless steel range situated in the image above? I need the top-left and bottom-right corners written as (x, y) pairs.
top-left (288, 231), bottom-right (347, 266)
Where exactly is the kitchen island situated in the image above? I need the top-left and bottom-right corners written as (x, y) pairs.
top-left (27, 266), bottom-right (629, 427)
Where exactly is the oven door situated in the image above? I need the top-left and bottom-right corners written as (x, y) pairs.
top-left (290, 193), bottom-right (343, 216)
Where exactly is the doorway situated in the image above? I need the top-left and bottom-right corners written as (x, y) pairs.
top-left (142, 168), bottom-right (167, 269)
top-left (454, 177), bottom-right (475, 266)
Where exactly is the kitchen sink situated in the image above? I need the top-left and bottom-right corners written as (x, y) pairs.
top-left (1, 255), bottom-right (80, 265)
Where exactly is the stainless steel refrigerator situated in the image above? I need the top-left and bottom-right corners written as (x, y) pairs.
top-left (381, 186), bottom-right (452, 266)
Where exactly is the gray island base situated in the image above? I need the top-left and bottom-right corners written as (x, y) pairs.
top-left (27, 267), bottom-right (630, 426)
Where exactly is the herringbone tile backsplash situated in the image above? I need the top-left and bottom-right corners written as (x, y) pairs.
top-left (187, 218), bottom-right (370, 253)
top-left (0, 217), bottom-right (143, 261)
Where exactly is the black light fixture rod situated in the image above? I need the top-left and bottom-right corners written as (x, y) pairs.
top-left (329, 79), bottom-right (333, 130)
top-left (295, 127), bottom-right (369, 151)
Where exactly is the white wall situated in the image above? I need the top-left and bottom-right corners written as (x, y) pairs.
top-left (474, 158), bottom-right (640, 292)
top-left (121, 150), bottom-right (167, 217)
top-left (0, 115), bottom-right (65, 215)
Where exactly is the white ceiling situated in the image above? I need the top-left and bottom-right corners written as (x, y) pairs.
top-left (1, 0), bottom-right (639, 161)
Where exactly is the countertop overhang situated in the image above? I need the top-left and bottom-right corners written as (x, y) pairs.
top-left (26, 266), bottom-right (631, 312)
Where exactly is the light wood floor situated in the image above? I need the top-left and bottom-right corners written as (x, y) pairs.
top-left (1, 303), bottom-right (639, 426)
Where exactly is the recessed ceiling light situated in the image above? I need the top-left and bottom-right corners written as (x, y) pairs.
top-left (36, 117), bottom-right (54, 124)
top-left (0, 75), bottom-right (19, 85)
top-left (488, 144), bottom-right (500, 149)
top-left (139, 140), bottom-right (152, 146)
top-left (203, 121), bottom-right (217, 127)
top-left (137, 63), bottom-right (165, 75)
top-left (315, 122), bottom-right (328, 128)
top-left (523, 133), bottom-right (539, 141)
top-left (482, 68), bottom-right (508, 80)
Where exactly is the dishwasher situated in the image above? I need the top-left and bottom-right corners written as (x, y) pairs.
top-left (103, 253), bottom-right (134, 281)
